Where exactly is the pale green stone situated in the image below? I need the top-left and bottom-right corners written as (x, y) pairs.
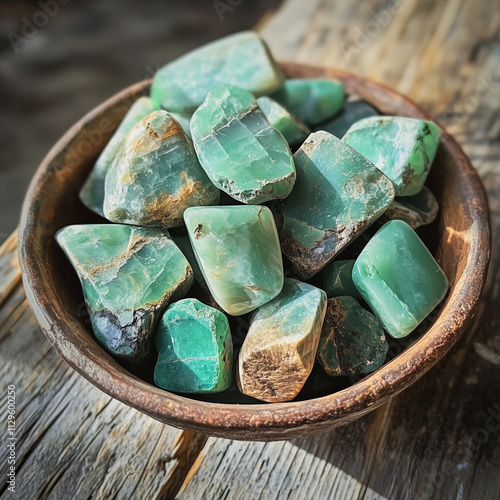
top-left (154, 299), bottom-right (233, 393)
top-left (104, 110), bottom-right (219, 228)
top-left (191, 85), bottom-right (296, 204)
top-left (56, 224), bottom-right (194, 364)
top-left (317, 296), bottom-right (388, 376)
top-left (151, 31), bottom-right (284, 113)
top-left (271, 79), bottom-right (345, 126)
top-left (257, 96), bottom-right (310, 145)
top-left (352, 220), bottom-right (449, 338)
top-left (170, 112), bottom-right (192, 138)
top-left (184, 205), bottom-right (284, 316)
top-left (323, 259), bottom-right (362, 300)
top-left (79, 96), bottom-right (154, 216)
top-left (276, 131), bottom-right (395, 279)
top-left (237, 278), bottom-right (327, 402)
top-left (343, 116), bottom-right (440, 196)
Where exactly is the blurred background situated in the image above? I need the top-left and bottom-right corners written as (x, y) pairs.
top-left (0, 0), bottom-right (283, 242)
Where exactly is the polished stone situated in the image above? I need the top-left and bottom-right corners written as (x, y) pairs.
top-left (191, 84), bottom-right (296, 204)
top-left (184, 205), bottom-right (284, 315)
top-left (257, 96), bottom-right (310, 145)
top-left (79, 96), bottom-right (154, 216)
top-left (317, 296), bottom-right (388, 376)
top-left (56, 224), bottom-right (194, 364)
top-left (352, 220), bottom-right (449, 338)
top-left (343, 116), bottom-right (440, 196)
top-left (271, 79), bottom-right (345, 126)
top-left (104, 110), bottom-right (220, 228)
top-left (151, 31), bottom-right (284, 113)
top-left (237, 278), bottom-right (327, 402)
top-left (323, 259), bottom-right (362, 300)
top-left (276, 131), bottom-right (395, 279)
top-left (154, 299), bottom-right (233, 393)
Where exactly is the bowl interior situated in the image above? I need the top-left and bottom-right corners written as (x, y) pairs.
top-left (19, 64), bottom-right (490, 440)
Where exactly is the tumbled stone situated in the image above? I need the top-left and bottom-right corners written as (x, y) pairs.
top-left (103, 110), bottom-right (219, 228)
top-left (80, 96), bottom-right (154, 216)
top-left (352, 220), bottom-right (449, 338)
top-left (184, 205), bottom-right (284, 316)
top-left (314, 100), bottom-right (379, 138)
top-left (343, 116), bottom-right (440, 196)
top-left (317, 296), bottom-right (388, 377)
top-left (151, 31), bottom-right (284, 113)
top-left (56, 224), bottom-right (194, 364)
top-left (275, 131), bottom-right (395, 279)
top-left (236, 278), bottom-right (327, 402)
top-left (191, 84), bottom-right (296, 204)
top-left (271, 79), bottom-right (344, 126)
top-left (323, 259), bottom-right (362, 300)
top-left (256, 96), bottom-right (310, 145)
top-left (154, 299), bottom-right (233, 393)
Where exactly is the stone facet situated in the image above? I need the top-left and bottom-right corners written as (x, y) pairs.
top-left (317, 296), bottom-right (388, 376)
top-left (276, 131), bottom-right (395, 278)
top-left (237, 278), bottom-right (327, 402)
top-left (103, 110), bottom-right (220, 228)
top-left (271, 79), bottom-right (345, 126)
top-left (56, 224), bottom-right (194, 364)
top-left (343, 116), bottom-right (440, 196)
top-left (352, 220), bottom-right (449, 338)
top-left (256, 96), bottom-right (310, 145)
top-left (323, 259), bottom-right (362, 300)
top-left (151, 31), bottom-right (284, 113)
top-left (80, 96), bottom-right (155, 216)
top-left (191, 84), bottom-right (296, 204)
top-left (184, 205), bottom-right (284, 316)
top-left (154, 299), bottom-right (233, 393)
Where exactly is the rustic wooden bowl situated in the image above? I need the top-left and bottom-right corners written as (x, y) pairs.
top-left (19, 63), bottom-right (490, 441)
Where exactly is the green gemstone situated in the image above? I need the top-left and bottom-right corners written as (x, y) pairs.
top-left (184, 205), bottom-right (284, 316)
top-left (276, 131), bottom-right (395, 279)
top-left (56, 224), bottom-right (194, 364)
top-left (151, 31), bottom-right (284, 113)
top-left (191, 84), bottom-right (296, 204)
top-left (169, 112), bottom-right (192, 139)
top-left (352, 220), bottom-right (449, 338)
top-left (154, 299), bottom-right (233, 393)
top-left (169, 227), bottom-right (204, 286)
top-left (237, 278), bottom-right (327, 402)
top-left (343, 116), bottom-right (440, 196)
top-left (79, 96), bottom-right (154, 216)
top-left (271, 79), bottom-right (345, 126)
top-left (317, 296), bottom-right (388, 376)
top-left (256, 96), bottom-right (310, 145)
top-left (103, 110), bottom-right (219, 228)
top-left (323, 259), bottom-right (362, 300)
top-left (314, 100), bottom-right (379, 138)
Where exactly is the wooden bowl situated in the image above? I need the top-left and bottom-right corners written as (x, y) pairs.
top-left (19, 63), bottom-right (490, 441)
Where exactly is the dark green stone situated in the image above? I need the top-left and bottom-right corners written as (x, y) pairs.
top-left (323, 259), bottom-right (362, 300)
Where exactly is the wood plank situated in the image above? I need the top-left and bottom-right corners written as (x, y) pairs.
top-left (0, 229), bottom-right (21, 308)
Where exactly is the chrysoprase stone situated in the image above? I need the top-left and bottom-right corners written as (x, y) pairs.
top-left (191, 84), bottom-right (296, 204)
top-left (56, 224), bottom-right (194, 364)
top-left (170, 112), bottom-right (192, 138)
top-left (343, 116), bottom-right (440, 196)
top-left (184, 205), bottom-right (284, 316)
top-left (317, 296), bottom-right (388, 376)
top-left (256, 96), bottom-right (310, 145)
top-left (380, 186), bottom-right (439, 229)
top-left (151, 31), bottom-right (284, 113)
top-left (79, 96), bottom-right (154, 216)
top-left (236, 278), bottom-right (327, 402)
top-left (314, 100), bottom-right (379, 138)
top-left (103, 110), bottom-right (219, 228)
top-left (271, 79), bottom-right (345, 126)
top-left (276, 131), bottom-right (395, 279)
top-left (352, 220), bottom-right (449, 338)
top-left (323, 259), bottom-right (362, 300)
top-left (154, 299), bottom-right (233, 393)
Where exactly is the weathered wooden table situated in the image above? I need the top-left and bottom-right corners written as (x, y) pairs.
top-left (1, 1), bottom-right (499, 498)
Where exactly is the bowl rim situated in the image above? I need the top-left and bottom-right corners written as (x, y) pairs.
top-left (18, 63), bottom-right (491, 439)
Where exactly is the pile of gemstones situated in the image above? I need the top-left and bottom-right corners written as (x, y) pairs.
top-left (57, 31), bottom-right (448, 403)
